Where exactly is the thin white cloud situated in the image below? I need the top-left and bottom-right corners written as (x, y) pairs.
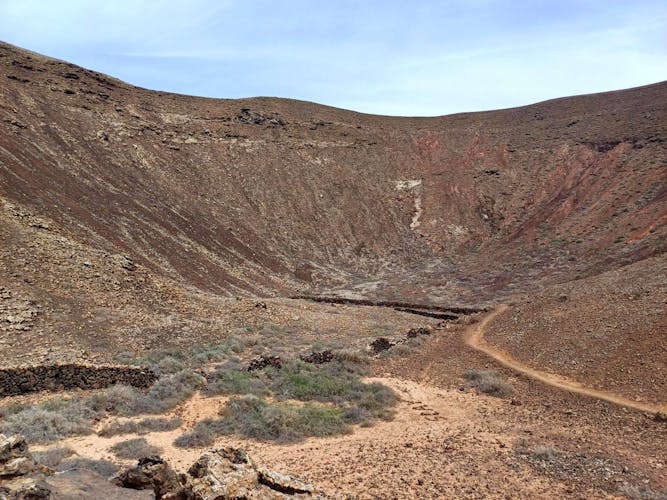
top-left (0, 0), bottom-right (664, 116)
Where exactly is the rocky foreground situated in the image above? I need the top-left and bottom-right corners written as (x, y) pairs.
top-left (0, 434), bottom-right (322, 499)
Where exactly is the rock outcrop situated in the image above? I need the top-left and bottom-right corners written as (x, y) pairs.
top-left (0, 435), bottom-right (323, 499)
top-left (114, 446), bottom-right (322, 499)
top-left (0, 434), bottom-right (51, 499)
top-left (112, 456), bottom-right (186, 499)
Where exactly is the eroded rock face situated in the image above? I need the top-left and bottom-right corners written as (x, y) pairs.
top-left (0, 434), bottom-right (51, 499)
top-left (187, 448), bottom-right (259, 499)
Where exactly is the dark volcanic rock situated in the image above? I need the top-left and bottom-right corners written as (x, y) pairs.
top-left (299, 350), bottom-right (334, 364)
top-left (247, 355), bottom-right (282, 372)
top-left (0, 364), bottom-right (157, 397)
top-left (112, 456), bottom-right (186, 499)
top-left (406, 327), bottom-right (431, 338)
top-left (369, 337), bottom-right (395, 354)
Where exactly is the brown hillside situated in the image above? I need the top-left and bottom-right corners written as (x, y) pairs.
top-left (1, 41), bottom-right (665, 306)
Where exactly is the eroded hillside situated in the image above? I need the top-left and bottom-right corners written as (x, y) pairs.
top-left (1, 41), bottom-right (665, 306)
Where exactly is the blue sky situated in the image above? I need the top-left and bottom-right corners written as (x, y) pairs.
top-left (1, 1), bottom-right (665, 116)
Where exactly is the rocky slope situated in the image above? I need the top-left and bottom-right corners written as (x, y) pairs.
top-left (0, 40), bottom-right (665, 410)
top-left (484, 254), bottom-right (667, 403)
top-left (1, 41), bottom-right (665, 306)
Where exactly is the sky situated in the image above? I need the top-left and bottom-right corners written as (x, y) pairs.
top-left (0, 1), bottom-right (665, 116)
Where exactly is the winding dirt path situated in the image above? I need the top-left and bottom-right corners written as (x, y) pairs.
top-left (465, 305), bottom-right (666, 414)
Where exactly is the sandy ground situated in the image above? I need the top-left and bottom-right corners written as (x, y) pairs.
top-left (34, 376), bottom-right (641, 499)
top-left (24, 310), bottom-right (667, 499)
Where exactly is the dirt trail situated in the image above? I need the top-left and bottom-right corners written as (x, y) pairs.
top-left (465, 306), bottom-right (666, 414)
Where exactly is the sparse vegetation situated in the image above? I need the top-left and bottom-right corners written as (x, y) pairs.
top-left (218, 395), bottom-right (350, 442)
top-left (175, 395), bottom-right (351, 446)
top-left (204, 368), bottom-right (269, 397)
top-left (463, 369), bottom-right (514, 398)
top-left (32, 447), bottom-right (75, 468)
top-left (176, 359), bottom-right (396, 446)
top-left (110, 437), bottom-right (162, 460)
top-left (1, 340), bottom-right (391, 447)
top-left (0, 369), bottom-right (203, 443)
top-left (98, 417), bottom-right (182, 437)
top-left (127, 369), bottom-right (205, 415)
top-left (0, 399), bottom-right (96, 443)
top-left (334, 348), bottom-right (371, 365)
top-left (617, 484), bottom-right (667, 500)
top-left (87, 369), bottom-right (205, 417)
top-left (174, 418), bottom-right (227, 448)
top-left (377, 336), bottom-right (425, 357)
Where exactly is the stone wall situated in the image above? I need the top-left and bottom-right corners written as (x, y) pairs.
top-left (0, 364), bottom-right (157, 397)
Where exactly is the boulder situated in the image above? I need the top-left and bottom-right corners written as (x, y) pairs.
top-left (187, 447), bottom-right (259, 499)
top-left (112, 456), bottom-right (186, 499)
top-left (257, 468), bottom-right (314, 495)
top-left (0, 435), bottom-right (28, 463)
top-left (49, 469), bottom-right (153, 499)
top-left (368, 337), bottom-right (394, 354)
top-left (0, 435), bottom-right (36, 479)
top-left (1, 476), bottom-right (50, 499)
top-left (0, 435), bottom-right (52, 498)
top-left (113, 447), bottom-right (322, 499)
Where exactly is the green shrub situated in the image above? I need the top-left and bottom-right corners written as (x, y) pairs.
top-left (178, 359), bottom-right (396, 446)
top-left (110, 438), bottom-right (162, 460)
top-left (87, 384), bottom-right (139, 414)
top-left (216, 395), bottom-right (350, 442)
top-left (128, 370), bottom-right (205, 415)
top-left (333, 349), bottom-right (370, 365)
top-left (0, 400), bottom-right (95, 443)
top-left (265, 361), bottom-right (393, 414)
top-left (154, 356), bottom-right (187, 375)
top-left (204, 369), bottom-right (268, 397)
top-left (173, 418), bottom-right (227, 449)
